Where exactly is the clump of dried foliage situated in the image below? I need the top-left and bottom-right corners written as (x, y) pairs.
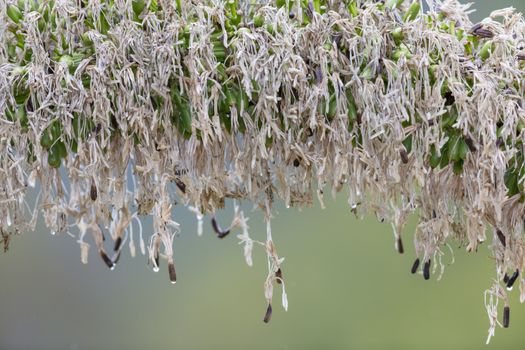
top-left (1, 0), bottom-right (525, 341)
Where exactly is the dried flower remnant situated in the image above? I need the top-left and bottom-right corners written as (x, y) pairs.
top-left (1, 0), bottom-right (525, 339)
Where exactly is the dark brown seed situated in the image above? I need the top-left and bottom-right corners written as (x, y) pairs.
top-left (275, 268), bottom-right (283, 284)
top-left (423, 259), bottom-right (431, 280)
top-left (90, 182), bottom-right (97, 201)
top-left (99, 250), bottom-right (114, 270)
top-left (263, 303), bottom-right (272, 323)
top-left (503, 273), bottom-right (510, 284)
top-left (211, 217), bottom-right (230, 239)
top-left (114, 236), bottom-right (122, 252)
top-left (399, 149), bottom-right (409, 164)
top-left (175, 178), bottom-right (186, 193)
top-left (444, 91), bottom-right (455, 106)
top-left (396, 236), bottom-right (404, 254)
top-left (464, 136), bottom-right (477, 152)
top-left (474, 28), bottom-right (494, 38)
top-left (411, 258), bottom-right (420, 274)
top-left (293, 158), bottom-right (300, 167)
top-left (288, 11), bottom-right (295, 19)
top-left (496, 229), bottom-right (506, 247)
top-left (503, 306), bottom-right (510, 328)
top-left (469, 23), bottom-right (483, 33)
top-left (506, 270), bottom-right (519, 289)
top-left (168, 262), bottom-right (177, 284)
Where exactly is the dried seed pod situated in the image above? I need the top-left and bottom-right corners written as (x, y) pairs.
top-left (99, 249), bottom-right (115, 270)
top-left (411, 258), bottom-right (420, 274)
top-left (293, 158), bottom-right (300, 167)
top-left (90, 182), bottom-right (97, 201)
top-left (263, 303), bottom-right (272, 323)
top-left (275, 268), bottom-right (283, 284)
top-left (503, 306), bottom-right (510, 328)
top-left (396, 236), bottom-right (404, 254)
top-left (506, 270), bottom-right (519, 290)
top-left (211, 217), bottom-right (230, 238)
top-left (503, 273), bottom-right (510, 284)
top-left (175, 178), bottom-right (186, 193)
top-left (423, 259), bottom-right (431, 280)
top-left (464, 136), bottom-right (477, 152)
top-left (496, 229), bottom-right (506, 248)
top-left (168, 261), bottom-right (177, 284)
top-left (114, 236), bottom-right (122, 252)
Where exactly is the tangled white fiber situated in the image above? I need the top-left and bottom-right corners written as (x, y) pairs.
top-left (1, 0), bottom-right (525, 340)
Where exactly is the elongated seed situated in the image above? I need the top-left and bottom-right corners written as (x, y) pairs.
top-left (496, 229), bottom-right (506, 248)
top-left (90, 182), bottom-right (97, 201)
top-left (503, 273), bottom-right (509, 284)
top-left (114, 236), bottom-right (122, 252)
top-left (168, 262), bottom-right (177, 284)
top-left (503, 306), bottom-right (510, 328)
top-left (396, 236), bottom-right (404, 254)
top-left (100, 249), bottom-right (114, 270)
top-left (400, 149), bottom-right (409, 164)
top-left (175, 178), bottom-right (186, 193)
top-left (423, 259), bottom-right (431, 280)
top-left (263, 303), bottom-right (272, 323)
top-left (211, 217), bottom-right (230, 238)
top-left (506, 270), bottom-right (519, 290)
top-left (411, 258), bottom-right (420, 274)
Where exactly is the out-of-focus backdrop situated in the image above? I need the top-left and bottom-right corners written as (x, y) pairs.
top-left (2, 1), bottom-right (525, 349)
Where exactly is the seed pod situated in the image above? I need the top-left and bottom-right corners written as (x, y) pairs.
top-left (411, 258), bottom-right (420, 274)
top-left (211, 217), bottom-right (230, 238)
top-left (464, 136), bottom-right (477, 152)
top-left (506, 270), bottom-right (519, 290)
top-left (175, 178), bottom-right (186, 193)
top-left (503, 306), bottom-right (510, 328)
top-left (275, 268), bottom-right (283, 284)
top-left (168, 261), bottom-right (177, 284)
top-left (503, 273), bottom-right (510, 284)
top-left (114, 236), bottom-right (122, 252)
top-left (263, 303), bottom-right (272, 323)
top-left (99, 249), bottom-right (115, 270)
top-left (423, 259), bottom-right (431, 280)
top-left (496, 229), bottom-right (506, 248)
top-left (396, 236), bottom-right (404, 254)
top-left (90, 182), bottom-right (97, 201)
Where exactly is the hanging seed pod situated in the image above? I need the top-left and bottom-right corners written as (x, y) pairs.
top-left (114, 236), bottom-right (122, 252)
top-left (411, 258), bottom-right (420, 274)
top-left (263, 303), bottom-right (272, 323)
top-left (506, 270), bottom-right (519, 290)
top-left (99, 249), bottom-right (115, 270)
top-left (423, 259), bottom-right (431, 280)
top-left (90, 181), bottom-right (98, 201)
top-left (396, 237), bottom-right (404, 254)
top-left (503, 306), bottom-right (510, 328)
top-left (168, 261), bottom-right (177, 284)
top-left (399, 149), bottom-right (409, 164)
top-left (211, 217), bottom-right (230, 238)
top-left (496, 229), bottom-right (506, 248)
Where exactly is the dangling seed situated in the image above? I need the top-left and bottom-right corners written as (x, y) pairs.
top-left (99, 249), bottom-right (114, 270)
top-left (113, 251), bottom-right (121, 265)
top-left (175, 178), bottom-right (186, 193)
top-left (423, 259), bottom-right (431, 280)
top-left (396, 236), bottom-right (404, 254)
top-left (211, 217), bottom-right (230, 238)
top-left (503, 273), bottom-right (510, 284)
top-left (411, 258), bottom-right (420, 274)
top-left (506, 269), bottom-right (519, 290)
top-left (496, 229), bottom-right (506, 247)
top-left (90, 182), bottom-right (97, 201)
top-left (293, 158), bottom-right (300, 167)
top-left (114, 236), bottom-right (122, 252)
top-left (275, 268), bottom-right (283, 284)
top-left (503, 306), bottom-right (510, 328)
top-left (263, 303), bottom-right (272, 323)
top-left (168, 262), bottom-right (177, 284)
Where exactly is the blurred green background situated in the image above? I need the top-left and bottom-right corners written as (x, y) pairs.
top-left (2, 1), bottom-right (525, 349)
